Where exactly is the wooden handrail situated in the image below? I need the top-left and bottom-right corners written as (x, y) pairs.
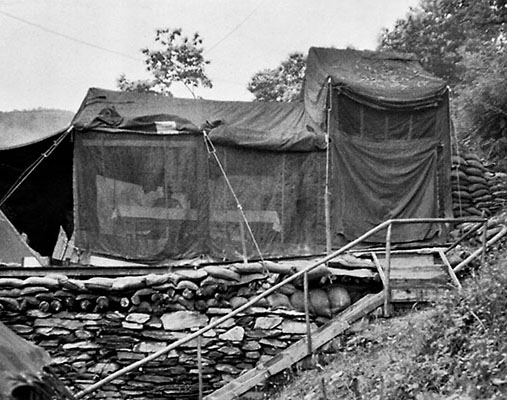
top-left (74, 216), bottom-right (486, 399)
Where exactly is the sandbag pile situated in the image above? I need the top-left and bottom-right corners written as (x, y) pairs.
top-left (0, 259), bottom-right (374, 400)
top-left (451, 153), bottom-right (497, 218)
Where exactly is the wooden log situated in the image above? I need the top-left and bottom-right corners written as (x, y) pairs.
top-left (50, 299), bottom-right (63, 312)
top-left (38, 300), bottom-right (50, 312)
top-left (95, 296), bottom-right (110, 311)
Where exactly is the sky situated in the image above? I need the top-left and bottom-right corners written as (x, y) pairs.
top-left (0, 0), bottom-right (420, 112)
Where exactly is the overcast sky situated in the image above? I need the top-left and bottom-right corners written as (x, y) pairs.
top-left (0, 0), bottom-right (420, 111)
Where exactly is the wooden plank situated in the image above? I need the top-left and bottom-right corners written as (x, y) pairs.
top-left (371, 252), bottom-right (387, 287)
top-left (391, 288), bottom-right (450, 302)
top-left (204, 292), bottom-right (384, 400)
top-left (376, 254), bottom-right (435, 268)
top-left (438, 250), bottom-right (462, 290)
top-left (389, 266), bottom-right (447, 280)
top-left (327, 267), bottom-right (378, 279)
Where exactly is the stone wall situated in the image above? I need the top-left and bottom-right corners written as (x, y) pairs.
top-left (0, 260), bottom-right (377, 399)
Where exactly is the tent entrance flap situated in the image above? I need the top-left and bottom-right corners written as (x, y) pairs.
top-left (331, 133), bottom-right (441, 243)
top-left (74, 131), bottom-right (327, 262)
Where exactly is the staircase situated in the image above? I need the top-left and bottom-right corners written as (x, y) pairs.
top-left (371, 248), bottom-right (461, 303)
top-left (204, 291), bottom-right (385, 400)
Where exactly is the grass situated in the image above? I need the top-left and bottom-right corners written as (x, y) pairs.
top-left (267, 242), bottom-right (507, 400)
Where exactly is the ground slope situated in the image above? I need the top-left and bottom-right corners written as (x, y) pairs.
top-left (270, 244), bottom-right (507, 400)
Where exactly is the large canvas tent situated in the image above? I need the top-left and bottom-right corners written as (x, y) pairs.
top-left (304, 47), bottom-right (452, 244)
top-left (70, 88), bottom-right (328, 262)
top-left (0, 47), bottom-right (452, 264)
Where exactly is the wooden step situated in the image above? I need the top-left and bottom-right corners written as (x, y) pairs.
top-left (391, 287), bottom-right (451, 303)
top-left (204, 292), bottom-right (384, 400)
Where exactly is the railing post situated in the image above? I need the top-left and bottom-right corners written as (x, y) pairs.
top-left (198, 335), bottom-right (203, 400)
top-left (481, 218), bottom-right (488, 266)
top-left (384, 222), bottom-right (393, 317)
top-left (303, 271), bottom-right (313, 356)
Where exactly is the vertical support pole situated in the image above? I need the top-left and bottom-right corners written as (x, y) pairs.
top-left (325, 77), bottom-right (333, 255)
top-left (303, 271), bottom-right (313, 356)
top-left (197, 335), bottom-right (203, 400)
top-left (239, 218), bottom-right (248, 264)
top-left (481, 219), bottom-right (488, 266)
top-left (384, 223), bottom-right (393, 317)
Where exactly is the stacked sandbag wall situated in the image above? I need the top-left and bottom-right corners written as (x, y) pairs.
top-left (0, 263), bottom-right (375, 400)
top-left (451, 153), bottom-right (507, 218)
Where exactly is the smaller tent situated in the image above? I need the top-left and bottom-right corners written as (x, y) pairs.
top-left (0, 322), bottom-right (74, 400)
top-left (304, 47), bottom-right (452, 244)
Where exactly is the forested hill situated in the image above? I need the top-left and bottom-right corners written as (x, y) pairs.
top-left (0, 109), bottom-right (74, 139)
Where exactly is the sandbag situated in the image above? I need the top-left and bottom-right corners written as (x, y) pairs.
top-left (464, 153), bottom-right (481, 162)
top-left (84, 277), bottom-right (114, 291)
top-left (466, 159), bottom-right (486, 170)
top-left (468, 183), bottom-right (488, 193)
top-left (277, 282), bottom-right (298, 296)
top-left (309, 288), bottom-right (332, 318)
top-left (468, 175), bottom-right (487, 185)
top-left (475, 194), bottom-right (493, 203)
top-left (112, 276), bottom-right (146, 291)
top-left (471, 189), bottom-right (490, 198)
top-left (465, 207), bottom-right (483, 216)
top-left (267, 292), bottom-right (292, 310)
top-left (22, 276), bottom-right (60, 289)
top-left (0, 278), bottom-right (23, 288)
top-left (327, 286), bottom-right (351, 314)
top-left (465, 166), bottom-right (485, 177)
top-left (176, 280), bottom-right (199, 291)
top-left (289, 290), bottom-right (313, 314)
top-left (204, 265), bottom-right (241, 282)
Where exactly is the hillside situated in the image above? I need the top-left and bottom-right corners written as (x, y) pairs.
top-left (0, 108), bottom-right (74, 147)
top-left (269, 243), bottom-right (507, 400)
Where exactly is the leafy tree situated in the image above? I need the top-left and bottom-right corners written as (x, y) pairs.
top-left (378, 0), bottom-right (507, 86)
top-left (379, 0), bottom-right (507, 166)
top-left (117, 28), bottom-right (212, 97)
top-left (247, 52), bottom-right (306, 102)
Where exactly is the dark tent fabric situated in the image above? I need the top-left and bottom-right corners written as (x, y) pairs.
top-left (303, 47), bottom-right (452, 244)
top-left (72, 89), bottom-right (327, 262)
top-left (0, 135), bottom-right (73, 256)
top-left (0, 209), bottom-right (42, 266)
top-left (72, 88), bottom-right (326, 152)
top-left (0, 322), bottom-right (74, 400)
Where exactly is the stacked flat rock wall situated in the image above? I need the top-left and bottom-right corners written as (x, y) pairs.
top-left (0, 261), bottom-right (375, 399)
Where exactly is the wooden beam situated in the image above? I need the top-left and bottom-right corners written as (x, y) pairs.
top-left (370, 252), bottom-right (387, 287)
top-left (438, 250), bottom-right (462, 290)
top-left (204, 292), bottom-right (384, 400)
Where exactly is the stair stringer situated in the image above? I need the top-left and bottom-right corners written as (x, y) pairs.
top-left (204, 291), bottom-right (385, 400)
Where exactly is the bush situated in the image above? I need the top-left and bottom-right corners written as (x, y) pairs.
top-left (386, 258), bottom-right (507, 399)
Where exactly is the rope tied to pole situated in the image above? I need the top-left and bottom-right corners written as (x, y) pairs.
top-left (202, 130), bottom-right (268, 272)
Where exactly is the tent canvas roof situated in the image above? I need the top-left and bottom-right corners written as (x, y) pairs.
top-left (71, 88), bottom-right (325, 151)
top-left (0, 110), bottom-right (73, 150)
top-left (304, 47), bottom-right (449, 125)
